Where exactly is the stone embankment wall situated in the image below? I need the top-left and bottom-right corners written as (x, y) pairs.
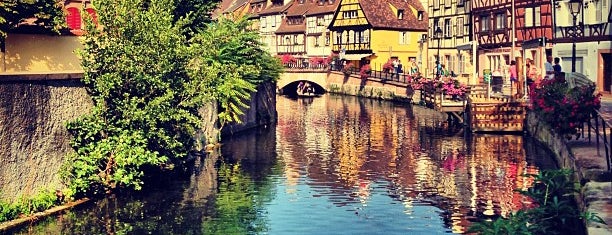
top-left (221, 81), bottom-right (277, 136)
top-left (0, 74), bottom-right (92, 201)
top-left (0, 74), bottom-right (276, 202)
top-left (326, 72), bottom-right (419, 103)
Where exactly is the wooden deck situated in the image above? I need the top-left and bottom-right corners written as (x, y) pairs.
top-left (419, 84), bottom-right (528, 133)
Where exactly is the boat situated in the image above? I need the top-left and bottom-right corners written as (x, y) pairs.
top-left (297, 89), bottom-right (320, 97)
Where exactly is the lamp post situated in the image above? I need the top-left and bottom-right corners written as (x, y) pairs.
top-left (569, 0), bottom-right (582, 73)
top-left (435, 26), bottom-right (443, 79)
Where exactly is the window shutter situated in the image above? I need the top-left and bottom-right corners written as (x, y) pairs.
top-left (85, 8), bottom-right (98, 25)
top-left (66, 7), bottom-right (81, 30)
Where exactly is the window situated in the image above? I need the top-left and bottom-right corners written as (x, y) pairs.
top-left (293, 35), bottom-right (298, 45)
top-left (398, 9), bottom-right (404, 19)
top-left (343, 10), bottom-right (358, 19)
top-left (495, 13), bottom-right (505, 30)
top-left (317, 16), bottom-right (325, 26)
top-left (458, 54), bottom-right (465, 74)
top-left (314, 36), bottom-right (319, 46)
top-left (480, 15), bottom-right (490, 31)
top-left (524, 7), bottom-right (541, 27)
top-left (325, 32), bottom-right (331, 45)
top-left (444, 19), bottom-right (451, 37)
top-left (399, 31), bottom-right (410, 44)
top-left (271, 16), bottom-right (276, 27)
top-left (85, 8), bottom-right (98, 25)
top-left (457, 0), bottom-right (465, 6)
top-left (433, 19), bottom-right (440, 36)
top-left (418, 11), bottom-right (424, 21)
top-left (457, 17), bottom-right (464, 36)
top-left (299, 0), bottom-right (305, 3)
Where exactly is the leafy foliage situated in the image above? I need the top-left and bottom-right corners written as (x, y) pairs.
top-left (62, 0), bottom-right (281, 197)
top-left (0, 189), bottom-right (59, 223)
top-left (0, 0), bottom-right (65, 43)
top-left (469, 169), bottom-right (605, 235)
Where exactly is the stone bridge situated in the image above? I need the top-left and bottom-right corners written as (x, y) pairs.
top-left (277, 69), bottom-right (329, 94)
top-left (278, 69), bottom-right (414, 101)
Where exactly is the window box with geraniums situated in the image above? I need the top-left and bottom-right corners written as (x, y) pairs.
top-left (530, 76), bottom-right (601, 139)
top-left (359, 64), bottom-right (371, 79)
top-left (382, 59), bottom-right (394, 73)
top-left (341, 63), bottom-right (355, 75)
top-left (441, 78), bottom-right (468, 100)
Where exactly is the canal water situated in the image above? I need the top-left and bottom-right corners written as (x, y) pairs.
top-left (11, 94), bottom-right (556, 234)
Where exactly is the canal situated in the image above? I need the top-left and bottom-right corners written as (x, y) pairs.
top-left (10, 94), bottom-right (557, 234)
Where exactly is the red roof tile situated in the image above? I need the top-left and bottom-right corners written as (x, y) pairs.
top-left (259, 2), bottom-right (293, 16)
top-left (276, 20), bottom-right (306, 33)
top-left (359, 0), bottom-right (428, 31)
top-left (305, 0), bottom-right (340, 16)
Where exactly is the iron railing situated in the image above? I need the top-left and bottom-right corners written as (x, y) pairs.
top-left (583, 110), bottom-right (612, 172)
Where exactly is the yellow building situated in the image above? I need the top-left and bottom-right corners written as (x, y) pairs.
top-left (328, 0), bottom-right (428, 71)
top-left (1, 1), bottom-right (90, 73)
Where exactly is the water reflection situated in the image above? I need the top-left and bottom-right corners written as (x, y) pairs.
top-left (10, 94), bottom-right (555, 234)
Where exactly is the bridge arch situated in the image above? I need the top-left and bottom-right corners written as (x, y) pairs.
top-left (277, 71), bottom-right (328, 95)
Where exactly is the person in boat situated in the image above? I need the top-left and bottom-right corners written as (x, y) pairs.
top-left (297, 81), bottom-right (305, 94)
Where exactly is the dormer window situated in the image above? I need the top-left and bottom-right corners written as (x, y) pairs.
top-left (398, 9), bottom-right (404, 19)
top-left (299, 0), bottom-right (305, 4)
top-left (418, 11), bottom-right (424, 21)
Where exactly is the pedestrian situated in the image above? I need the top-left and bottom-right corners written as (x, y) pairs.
top-left (553, 57), bottom-right (562, 73)
top-left (435, 61), bottom-right (443, 79)
top-left (392, 59), bottom-right (399, 76)
top-left (397, 60), bottom-right (403, 80)
top-left (544, 55), bottom-right (554, 80)
top-left (410, 59), bottom-right (419, 75)
top-left (509, 60), bottom-right (517, 95)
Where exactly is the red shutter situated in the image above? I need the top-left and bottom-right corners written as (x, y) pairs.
top-left (66, 7), bottom-right (81, 30)
top-left (85, 8), bottom-right (98, 26)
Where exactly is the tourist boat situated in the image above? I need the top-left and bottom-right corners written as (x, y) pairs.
top-left (296, 89), bottom-right (320, 97)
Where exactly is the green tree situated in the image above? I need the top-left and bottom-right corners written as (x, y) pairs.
top-left (0, 0), bottom-right (64, 51)
top-left (62, 0), bottom-right (282, 197)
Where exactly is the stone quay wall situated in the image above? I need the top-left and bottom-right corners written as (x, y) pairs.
top-left (0, 73), bottom-right (276, 202)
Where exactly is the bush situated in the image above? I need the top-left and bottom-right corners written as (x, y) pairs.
top-left (530, 77), bottom-right (601, 139)
top-left (359, 64), bottom-right (371, 79)
top-left (469, 169), bottom-right (605, 235)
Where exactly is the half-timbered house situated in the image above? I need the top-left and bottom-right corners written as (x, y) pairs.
top-left (428, 0), bottom-right (474, 81)
top-left (473, 0), bottom-right (553, 87)
top-left (551, 0), bottom-right (612, 93)
top-left (275, 0), bottom-right (309, 56)
top-left (259, 0), bottom-right (292, 55)
top-left (305, 0), bottom-right (340, 58)
top-left (328, 0), bottom-right (428, 68)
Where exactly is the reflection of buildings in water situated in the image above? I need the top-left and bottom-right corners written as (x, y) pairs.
top-left (276, 95), bottom-right (541, 232)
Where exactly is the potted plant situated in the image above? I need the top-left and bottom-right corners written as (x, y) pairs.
top-left (341, 63), bottom-right (355, 75)
top-left (359, 64), bottom-right (371, 79)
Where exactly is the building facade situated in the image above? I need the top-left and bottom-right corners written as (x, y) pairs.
top-left (428, 0), bottom-right (474, 82)
top-left (259, 0), bottom-right (292, 55)
top-left (305, 0), bottom-right (340, 58)
top-left (551, 0), bottom-right (612, 93)
top-left (472, 0), bottom-right (553, 86)
top-left (328, 0), bottom-right (428, 70)
top-left (275, 1), bottom-right (308, 56)
top-left (2, 0), bottom-right (94, 72)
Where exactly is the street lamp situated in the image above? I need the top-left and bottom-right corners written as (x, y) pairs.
top-left (569, 0), bottom-right (582, 73)
top-left (435, 26), bottom-right (443, 78)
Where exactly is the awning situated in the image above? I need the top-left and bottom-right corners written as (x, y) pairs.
top-left (342, 53), bottom-right (373, 61)
top-left (456, 41), bottom-right (474, 51)
top-left (522, 37), bottom-right (547, 50)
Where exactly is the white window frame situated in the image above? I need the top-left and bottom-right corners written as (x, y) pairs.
top-left (444, 19), bottom-right (451, 37)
